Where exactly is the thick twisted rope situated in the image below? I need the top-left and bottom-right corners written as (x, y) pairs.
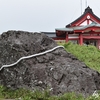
top-left (0, 46), bottom-right (64, 71)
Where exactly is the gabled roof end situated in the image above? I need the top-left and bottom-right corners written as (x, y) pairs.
top-left (84, 6), bottom-right (93, 14)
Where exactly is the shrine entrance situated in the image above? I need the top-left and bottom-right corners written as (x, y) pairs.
top-left (83, 39), bottom-right (97, 46)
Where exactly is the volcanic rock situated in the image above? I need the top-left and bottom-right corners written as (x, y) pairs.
top-left (0, 30), bottom-right (100, 97)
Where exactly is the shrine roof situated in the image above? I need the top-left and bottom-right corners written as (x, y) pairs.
top-left (55, 23), bottom-right (100, 32)
top-left (41, 32), bottom-right (56, 37)
top-left (55, 27), bottom-right (73, 32)
top-left (66, 6), bottom-right (100, 27)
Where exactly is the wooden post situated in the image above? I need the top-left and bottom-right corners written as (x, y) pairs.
top-left (87, 19), bottom-right (89, 25)
top-left (97, 40), bottom-right (100, 49)
top-left (66, 33), bottom-right (68, 42)
top-left (79, 34), bottom-right (83, 45)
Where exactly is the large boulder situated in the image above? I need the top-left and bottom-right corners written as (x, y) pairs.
top-left (0, 30), bottom-right (100, 97)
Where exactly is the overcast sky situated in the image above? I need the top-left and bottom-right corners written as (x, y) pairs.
top-left (0, 0), bottom-right (100, 34)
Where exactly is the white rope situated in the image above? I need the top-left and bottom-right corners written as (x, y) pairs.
top-left (0, 46), bottom-right (64, 71)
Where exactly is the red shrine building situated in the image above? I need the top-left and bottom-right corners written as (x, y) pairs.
top-left (55, 6), bottom-right (100, 49)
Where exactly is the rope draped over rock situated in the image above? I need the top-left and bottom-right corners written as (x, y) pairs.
top-left (0, 46), bottom-right (64, 71)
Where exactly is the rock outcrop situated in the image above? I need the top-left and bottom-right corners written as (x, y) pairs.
top-left (0, 30), bottom-right (100, 97)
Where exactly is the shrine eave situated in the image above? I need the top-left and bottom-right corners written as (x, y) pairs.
top-left (56, 23), bottom-right (100, 33)
top-left (55, 28), bottom-right (73, 32)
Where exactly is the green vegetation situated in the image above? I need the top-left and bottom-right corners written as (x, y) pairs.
top-left (62, 42), bottom-right (100, 72)
top-left (0, 85), bottom-right (100, 100)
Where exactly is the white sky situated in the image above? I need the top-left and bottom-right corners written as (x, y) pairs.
top-left (0, 0), bottom-right (100, 34)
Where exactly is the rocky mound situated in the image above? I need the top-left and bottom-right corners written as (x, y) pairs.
top-left (0, 30), bottom-right (100, 97)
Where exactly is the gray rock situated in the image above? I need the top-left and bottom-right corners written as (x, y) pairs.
top-left (0, 30), bottom-right (100, 97)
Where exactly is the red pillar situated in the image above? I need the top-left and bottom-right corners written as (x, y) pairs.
top-left (65, 33), bottom-right (68, 42)
top-left (97, 40), bottom-right (100, 49)
top-left (79, 34), bottom-right (83, 45)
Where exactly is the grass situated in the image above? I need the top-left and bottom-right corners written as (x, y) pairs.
top-left (0, 85), bottom-right (100, 100)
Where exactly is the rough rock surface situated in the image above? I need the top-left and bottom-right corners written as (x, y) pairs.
top-left (0, 30), bottom-right (100, 97)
